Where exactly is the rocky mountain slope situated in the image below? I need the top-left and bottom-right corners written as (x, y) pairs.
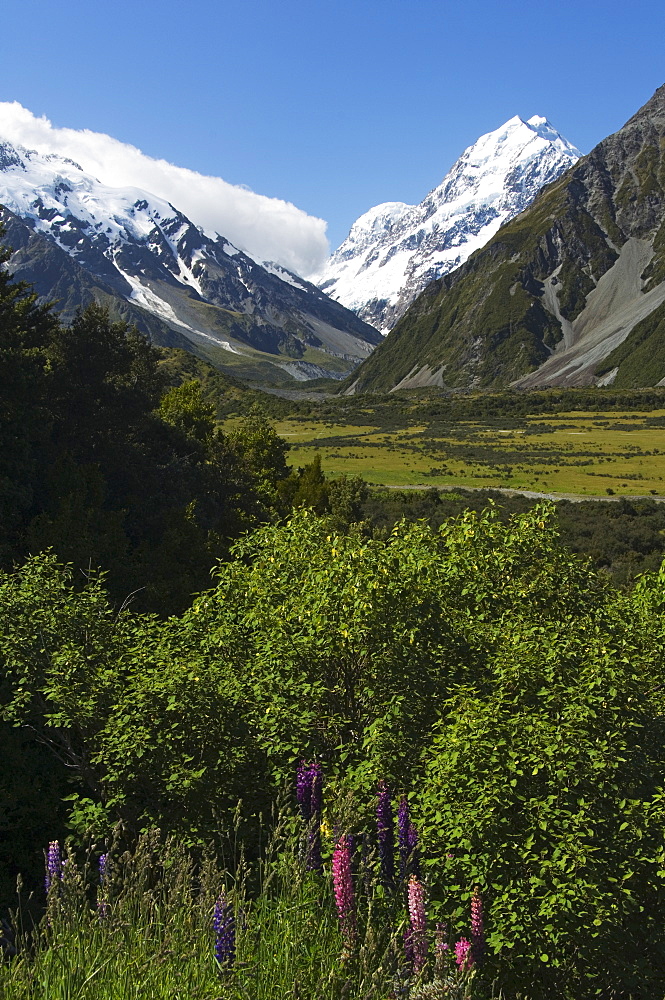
top-left (344, 83), bottom-right (665, 394)
top-left (315, 116), bottom-right (580, 333)
top-left (0, 140), bottom-right (381, 387)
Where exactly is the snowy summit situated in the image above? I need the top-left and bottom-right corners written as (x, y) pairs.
top-left (314, 116), bottom-right (581, 333)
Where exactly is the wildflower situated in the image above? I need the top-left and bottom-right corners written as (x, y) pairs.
top-left (435, 922), bottom-right (449, 977)
top-left (407, 875), bottom-right (427, 974)
top-left (213, 890), bottom-right (236, 969)
top-left (398, 797), bottom-right (420, 879)
top-left (377, 781), bottom-right (395, 887)
top-left (455, 937), bottom-right (473, 971)
top-left (45, 841), bottom-right (62, 894)
top-left (97, 853), bottom-right (110, 921)
top-left (332, 834), bottom-right (356, 947)
top-left (297, 761), bottom-right (312, 821)
top-left (471, 885), bottom-right (485, 965)
top-left (297, 761), bottom-right (323, 871)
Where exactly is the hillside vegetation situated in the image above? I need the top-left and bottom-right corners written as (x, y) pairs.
top-left (4, 254), bottom-right (665, 998)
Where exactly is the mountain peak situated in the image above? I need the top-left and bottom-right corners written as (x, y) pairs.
top-left (344, 81), bottom-right (665, 395)
top-left (315, 115), bottom-right (580, 332)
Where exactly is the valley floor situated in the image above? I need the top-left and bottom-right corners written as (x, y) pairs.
top-left (265, 408), bottom-right (665, 497)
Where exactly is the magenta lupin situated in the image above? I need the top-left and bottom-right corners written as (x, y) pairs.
top-left (455, 937), bottom-right (473, 971)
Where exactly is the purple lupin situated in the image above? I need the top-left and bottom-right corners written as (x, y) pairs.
top-left (398, 796), bottom-right (421, 880)
top-left (97, 852), bottom-right (110, 919)
top-left (377, 781), bottom-right (395, 887)
top-left (213, 890), bottom-right (236, 969)
top-left (297, 761), bottom-right (312, 821)
top-left (45, 841), bottom-right (62, 894)
top-left (297, 761), bottom-right (323, 871)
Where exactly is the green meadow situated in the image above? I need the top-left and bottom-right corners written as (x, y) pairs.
top-left (268, 409), bottom-right (665, 496)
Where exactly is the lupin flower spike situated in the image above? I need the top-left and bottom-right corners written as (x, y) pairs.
top-left (297, 761), bottom-right (313, 822)
top-left (213, 890), bottom-right (236, 969)
top-left (407, 874), bottom-right (428, 974)
top-left (471, 885), bottom-right (485, 965)
top-left (45, 841), bottom-right (62, 894)
top-left (377, 781), bottom-right (395, 887)
top-left (398, 796), bottom-right (421, 879)
top-left (332, 834), bottom-right (356, 947)
top-left (455, 937), bottom-right (473, 971)
top-left (97, 853), bottom-right (110, 920)
top-left (297, 760), bottom-right (323, 870)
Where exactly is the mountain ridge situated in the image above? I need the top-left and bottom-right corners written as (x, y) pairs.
top-left (314, 115), bottom-right (580, 333)
top-left (342, 83), bottom-right (665, 394)
top-left (0, 139), bottom-right (381, 387)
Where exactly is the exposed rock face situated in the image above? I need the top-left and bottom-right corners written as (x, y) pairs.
top-left (314, 116), bottom-right (580, 333)
top-left (0, 140), bottom-right (381, 387)
top-left (343, 84), bottom-right (665, 394)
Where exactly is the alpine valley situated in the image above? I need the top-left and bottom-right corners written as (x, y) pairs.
top-left (345, 83), bottom-right (665, 394)
top-left (0, 140), bottom-right (382, 388)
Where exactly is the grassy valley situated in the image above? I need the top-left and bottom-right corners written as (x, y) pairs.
top-left (257, 388), bottom-right (665, 496)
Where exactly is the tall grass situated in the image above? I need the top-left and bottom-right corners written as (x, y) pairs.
top-left (0, 800), bottom-right (483, 1000)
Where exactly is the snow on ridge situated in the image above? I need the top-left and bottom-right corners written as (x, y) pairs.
top-left (261, 260), bottom-right (309, 291)
top-left (122, 270), bottom-right (241, 353)
top-left (0, 102), bottom-right (329, 276)
top-left (315, 115), bottom-right (581, 333)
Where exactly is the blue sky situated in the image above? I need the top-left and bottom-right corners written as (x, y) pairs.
top-left (1, 0), bottom-right (664, 251)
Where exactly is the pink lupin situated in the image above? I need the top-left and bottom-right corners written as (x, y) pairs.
top-left (332, 834), bottom-right (356, 948)
top-left (407, 874), bottom-right (428, 974)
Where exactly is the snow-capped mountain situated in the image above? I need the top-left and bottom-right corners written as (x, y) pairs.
top-left (0, 139), bottom-right (381, 385)
top-left (315, 116), bottom-right (581, 333)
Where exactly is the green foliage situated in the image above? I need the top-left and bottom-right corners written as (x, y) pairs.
top-left (0, 555), bottom-right (262, 843)
top-left (228, 409), bottom-right (291, 513)
top-left (178, 505), bottom-right (601, 800)
top-left (419, 607), bottom-right (665, 997)
top-left (279, 452), bottom-right (330, 513)
top-left (0, 258), bottom-right (294, 613)
top-left (0, 239), bottom-right (58, 564)
top-left (159, 380), bottom-right (215, 442)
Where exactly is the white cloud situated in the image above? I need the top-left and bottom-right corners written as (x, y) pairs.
top-left (0, 101), bottom-right (329, 277)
